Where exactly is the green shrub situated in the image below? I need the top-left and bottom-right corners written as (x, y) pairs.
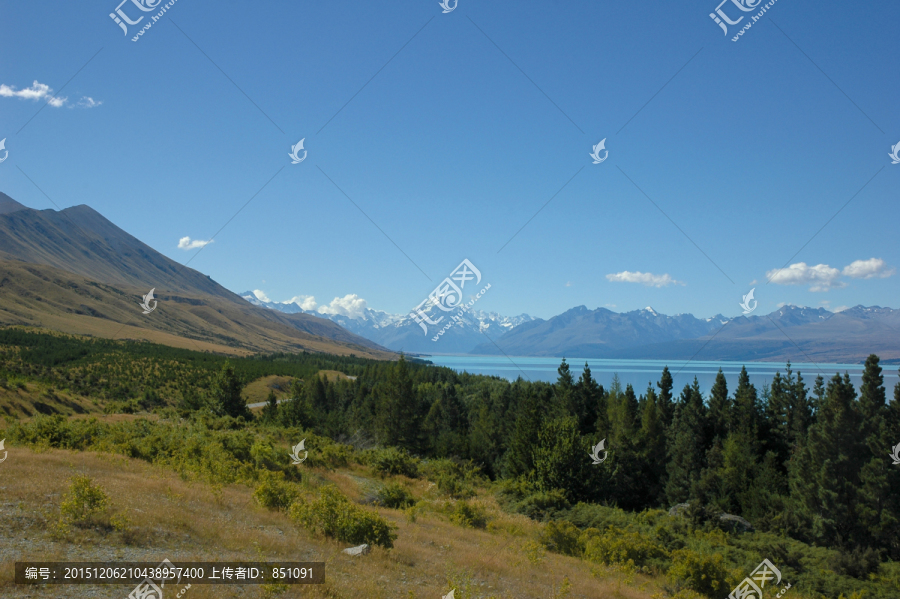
top-left (374, 482), bottom-right (415, 509)
top-left (288, 485), bottom-right (397, 548)
top-left (583, 526), bottom-right (668, 569)
top-left (828, 546), bottom-right (882, 579)
top-left (420, 458), bottom-right (482, 499)
top-left (318, 442), bottom-right (353, 468)
top-left (667, 548), bottom-right (728, 597)
top-left (540, 520), bottom-right (583, 557)
top-left (250, 439), bottom-right (283, 470)
top-left (516, 489), bottom-right (571, 520)
top-left (60, 475), bottom-right (110, 525)
top-left (433, 472), bottom-right (475, 499)
top-left (363, 447), bottom-right (419, 478)
top-left (253, 471), bottom-right (299, 510)
top-left (450, 500), bottom-right (488, 529)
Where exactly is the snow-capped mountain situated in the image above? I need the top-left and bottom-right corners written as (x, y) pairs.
top-left (239, 291), bottom-right (535, 354)
top-left (240, 291), bottom-right (900, 362)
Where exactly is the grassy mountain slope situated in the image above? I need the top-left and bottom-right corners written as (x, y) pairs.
top-left (0, 194), bottom-right (391, 359)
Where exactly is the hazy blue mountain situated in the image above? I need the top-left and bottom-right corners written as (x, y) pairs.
top-left (471, 304), bottom-right (900, 364)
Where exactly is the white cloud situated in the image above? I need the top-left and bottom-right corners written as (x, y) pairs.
top-left (75, 96), bottom-right (101, 109)
top-left (565, 281), bottom-right (572, 287)
top-left (766, 262), bottom-right (844, 292)
top-left (177, 236), bottom-right (213, 250)
top-left (252, 289), bottom-right (271, 303)
top-left (286, 295), bottom-right (318, 311)
top-left (0, 81), bottom-right (100, 109)
top-left (768, 258), bottom-right (894, 292)
top-left (317, 294), bottom-right (368, 319)
top-left (605, 271), bottom-right (684, 288)
top-left (834, 306), bottom-right (851, 313)
top-left (0, 81), bottom-right (52, 101)
top-left (1, 80), bottom-right (65, 107)
top-left (842, 258), bottom-right (894, 280)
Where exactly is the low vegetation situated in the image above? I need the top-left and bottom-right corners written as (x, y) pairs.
top-left (3, 328), bottom-right (900, 598)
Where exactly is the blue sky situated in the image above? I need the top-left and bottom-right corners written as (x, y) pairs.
top-left (0, 0), bottom-right (897, 321)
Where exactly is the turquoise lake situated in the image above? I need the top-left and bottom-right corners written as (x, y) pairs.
top-left (423, 355), bottom-right (900, 394)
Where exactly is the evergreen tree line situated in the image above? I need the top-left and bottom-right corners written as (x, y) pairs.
top-left (0, 328), bottom-right (387, 402)
top-left (264, 354), bottom-right (900, 560)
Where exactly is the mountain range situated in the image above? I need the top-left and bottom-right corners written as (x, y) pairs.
top-left (244, 292), bottom-right (900, 364)
top-left (470, 304), bottom-right (900, 364)
top-left (0, 193), bottom-right (391, 359)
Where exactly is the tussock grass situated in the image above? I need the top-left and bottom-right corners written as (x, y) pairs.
top-left (0, 447), bottom-right (669, 599)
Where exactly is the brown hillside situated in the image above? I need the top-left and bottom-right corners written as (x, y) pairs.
top-left (0, 194), bottom-right (393, 359)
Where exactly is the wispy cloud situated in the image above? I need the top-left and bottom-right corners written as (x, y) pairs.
top-left (606, 271), bottom-right (684, 288)
top-left (252, 289), bottom-right (271, 303)
top-left (767, 258), bottom-right (893, 292)
top-left (177, 236), bottom-right (213, 250)
top-left (0, 80), bottom-right (100, 109)
top-left (74, 96), bottom-right (102, 109)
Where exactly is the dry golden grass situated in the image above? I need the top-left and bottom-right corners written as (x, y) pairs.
top-left (0, 379), bottom-right (99, 419)
top-left (316, 371), bottom-right (355, 383)
top-left (243, 375), bottom-right (299, 406)
top-left (0, 449), bottom-right (666, 599)
top-left (0, 260), bottom-right (395, 361)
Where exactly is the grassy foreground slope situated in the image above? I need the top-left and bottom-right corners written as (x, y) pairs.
top-left (0, 427), bottom-right (659, 599)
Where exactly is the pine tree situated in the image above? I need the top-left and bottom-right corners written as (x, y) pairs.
top-left (208, 362), bottom-right (251, 420)
top-left (693, 438), bottom-right (726, 512)
top-left (733, 366), bottom-right (761, 443)
top-left (312, 375), bottom-right (328, 411)
top-left (856, 355), bottom-right (899, 552)
top-left (468, 395), bottom-right (504, 477)
top-left (572, 362), bottom-right (602, 435)
top-left (889, 369), bottom-right (900, 558)
top-left (532, 416), bottom-right (595, 503)
top-left (790, 373), bottom-right (865, 548)
top-left (503, 384), bottom-right (550, 478)
top-left (707, 369), bottom-right (730, 443)
top-left (281, 378), bottom-right (314, 428)
top-left (261, 389), bottom-right (279, 422)
top-left (374, 356), bottom-right (422, 452)
top-left (789, 368), bottom-right (813, 446)
top-left (639, 384), bottom-right (666, 507)
top-left (665, 380), bottom-right (708, 506)
top-left (657, 366), bottom-right (675, 427)
top-left (607, 376), bottom-right (638, 446)
top-left (422, 382), bottom-right (468, 458)
top-left (811, 374), bottom-right (825, 416)
top-left (767, 371), bottom-right (791, 469)
top-left (555, 358), bottom-right (575, 416)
